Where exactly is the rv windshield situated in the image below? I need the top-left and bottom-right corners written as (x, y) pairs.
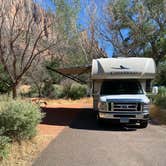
top-left (100, 80), bottom-right (144, 95)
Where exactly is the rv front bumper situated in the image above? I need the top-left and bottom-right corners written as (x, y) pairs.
top-left (98, 111), bottom-right (149, 122)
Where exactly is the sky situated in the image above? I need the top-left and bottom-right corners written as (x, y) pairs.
top-left (35, 0), bottom-right (55, 11)
top-left (35, 0), bottom-right (113, 57)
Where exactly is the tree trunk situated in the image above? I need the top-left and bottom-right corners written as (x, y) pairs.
top-left (12, 83), bottom-right (17, 99)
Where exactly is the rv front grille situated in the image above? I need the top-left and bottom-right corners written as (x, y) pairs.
top-left (108, 103), bottom-right (142, 112)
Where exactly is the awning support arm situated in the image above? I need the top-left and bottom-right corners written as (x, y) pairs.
top-left (46, 66), bottom-right (87, 84)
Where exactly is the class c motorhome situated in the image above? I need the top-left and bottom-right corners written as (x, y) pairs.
top-left (48, 57), bottom-right (156, 128)
top-left (91, 57), bottom-right (156, 128)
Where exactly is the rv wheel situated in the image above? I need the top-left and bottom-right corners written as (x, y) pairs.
top-left (96, 113), bottom-right (104, 126)
top-left (140, 120), bottom-right (148, 128)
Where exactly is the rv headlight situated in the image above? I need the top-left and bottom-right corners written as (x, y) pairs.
top-left (143, 103), bottom-right (150, 112)
top-left (98, 102), bottom-right (107, 111)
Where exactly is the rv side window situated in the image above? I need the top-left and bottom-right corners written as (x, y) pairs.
top-left (100, 80), bottom-right (143, 95)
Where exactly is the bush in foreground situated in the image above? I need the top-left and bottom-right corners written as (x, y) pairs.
top-left (153, 87), bottom-right (166, 109)
top-left (0, 136), bottom-right (10, 160)
top-left (155, 60), bottom-right (166, 86)
top-left (0, 99), bottom-right (44, 141)
top-left (150, 105), bottom-right (166, 125)
top-left (154, 96), bottom-right (166, 109)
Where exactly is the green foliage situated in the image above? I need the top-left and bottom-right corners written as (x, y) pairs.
top-left (102, 0), bottom-right (166, 63)
top-left (61, 80), bottom-right (73, 99)
top-left (53, 84), bottom-right (64, 98)
top-left (0, 99), bottom-right (44, 141)
top-left (45, 58), bottom-right (61, 83)
top-left (150, 105), bottom-right (166, 125)
top-left (20, 86), bottom-right (38, 98)
top-left (42, 81), bottom-right (55, 98)
top-left (42, 82), bottom-right (65, 99)
top-left (52, 0), bottom-right (80, 36)
top-left (20, 81), bottom-right (87, 100)
top-left (0, 64), bottom-right (12, 94)
top-left (154, 96), bottom-right (166, 109)
top-left (155, 61), bottom-right (166, 86)
top-left (0, 136), bottom-right (11, 160)
top-left (19, 83), bottom-right (64, 99)
top-left (61, 81), bottom-right (87, 100)
top-left (153, 87), bottom-right (166, 108)
top-left (51, 0), bottom-right (89, 67)
top-left (69, 83), bottom-right (87, 100)
top-left (158, 86), bottom-right (166, 95)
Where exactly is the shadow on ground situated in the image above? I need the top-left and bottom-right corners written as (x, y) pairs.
top-left (41, 107), bottom-right (84, 126)
top-left (41, 107), bottom-right (141, 131)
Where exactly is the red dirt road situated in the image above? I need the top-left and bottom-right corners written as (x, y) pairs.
top-left (38, 101), bottom-right (93, 136)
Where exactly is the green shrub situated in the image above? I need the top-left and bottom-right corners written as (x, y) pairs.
top-left (62, 83), bottom-right (87, 100)
top-left (42, 81), bottom-right (55, 98)
top-left (150, 105), bottom-right (166, 125)
top-left (45, 58), bottom-right (61, 83)
top-left (69, 83), bottom-right (87, 100)
top-left (153, 86), bottom-right (166, 109)
top-left (154, 96), bottom-right (166, 108)
top-left (53, 84), bottom-right (64, 98)
top-left (20, 86), bottom-right (38, 98)
top-left (0, 64), bottom-right (12, 94)
top-left (0, 100), bottom-right (44, 141)
top-left (158, 86), bottom-right (166, 96)
top-left (0, 136), bottom-right (11, 160)
top-left (155, 60), bottom-right (166, 86)
top-left (61, 80), bottom-right (73, 99)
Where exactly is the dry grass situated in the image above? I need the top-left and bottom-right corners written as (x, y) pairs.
top-left (150, 105), bottom-right (166, 125)
top-left (18, 85), bottom-right (31, 94)
top-left (45, 97), bottom-right (93, 104)
top-left (0, 123), bottom-right (65, 166)
top-left (0, 135), bottom-right (54, 166)
top-left (31, 97), bottom-right (93, 107)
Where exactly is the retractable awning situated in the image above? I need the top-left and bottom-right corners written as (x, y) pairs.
top-left (54, 65), bottom-right (92, 75)
top-left (46, 65), bottom-right (92, 84)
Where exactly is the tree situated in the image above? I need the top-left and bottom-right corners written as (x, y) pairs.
top-left (0, 0), bottom-right (57, 98)
top-left (51, 0), bottom-right (107, 68)
top-left (50, 0), bottom-right (88, 66)
top-left (83, 1), bottom-right (108, 60)
top-left (155, 60), bottom-right (166, 86)
top-left (24, 57), bottom-right (49, 97)
top-left (99, 0), bottom-right (166, 64)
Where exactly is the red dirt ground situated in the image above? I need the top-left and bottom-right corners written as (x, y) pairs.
top-left (38, 99), bottom-right (93, 136)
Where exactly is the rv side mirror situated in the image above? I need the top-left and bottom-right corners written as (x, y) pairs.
top-left (152, 86), bottom-right (159, 95)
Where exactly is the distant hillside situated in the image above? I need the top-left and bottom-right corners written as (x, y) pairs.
top-left (0, 0), bottom-right (47, 29)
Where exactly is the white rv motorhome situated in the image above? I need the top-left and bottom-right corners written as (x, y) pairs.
top-left (48, 57), bottom-right (156, 128)
top-left (91, 57), bottom-right (156, 128)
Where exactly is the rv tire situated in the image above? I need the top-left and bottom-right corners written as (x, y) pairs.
top-left (140, 120), bottom-right (148, 128)
top-left (96, 113), bottom-right (104, 126)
